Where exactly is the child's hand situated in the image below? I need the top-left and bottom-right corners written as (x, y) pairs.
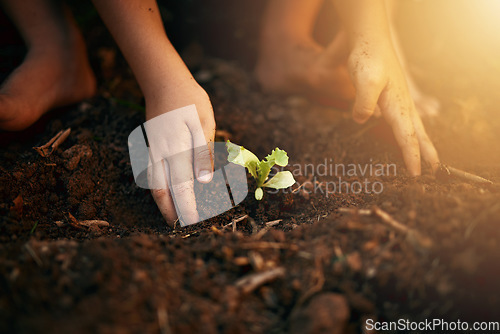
top-left (145, 83), bottom-right (216, 226)
top-left (347, 41), bottom-right (439, 175)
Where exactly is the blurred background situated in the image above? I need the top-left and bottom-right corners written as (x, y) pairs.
top-left (1, 0), bottom-right (499, 167)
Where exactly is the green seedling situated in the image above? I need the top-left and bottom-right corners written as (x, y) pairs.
top-left (226, 140), bottom-right (296, 200)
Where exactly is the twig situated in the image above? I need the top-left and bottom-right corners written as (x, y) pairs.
top-left (295, 254), bottom-right (326, 308)
top-left (437, 164), bottom-right (493, 185)
top-left (33, 128), bottom-right (71, 157)
top-left (339, 206), bottom-right (433, 251)
top-left (233, 214), bottom-right (248, 232)
top-left (235, 267), bottom-right (286, 294)
top-left (223, 214), bottom-right (248, 231)
top-left (253, 227), bottom-right (270, 240)
top-left (24, 243), bottom-right (43, 267)
top-left (351, 119), bottom-right (381, 139)
top-left (252, 220), bottom-right (282, 241)
top-left (465, 202), bottom-right (500, 238)
top-left (372, 206), bottom-right (410, 234)
top-left (240, 242), bottom-right (297, 250)
top-left (265, 219), bottom-right (282, 227)
top-left (338, 207), bottom-right (372, 216)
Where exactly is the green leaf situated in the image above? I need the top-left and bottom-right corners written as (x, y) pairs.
top-left (267, 148), bottom-right (289, 167)
top-left (255, 187), bottom-right (263, 200)
top-left (262, 171), bottom-right (296, 189)
top-left (255, 148), bottom-right (290, 186)
top-left (256, 160), bottom-right (272, 186)
top-left (226, 140), bottom-right (259, 180)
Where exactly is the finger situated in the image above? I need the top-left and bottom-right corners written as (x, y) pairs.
top-left (410, 109), bottom-right (440, 172)
top-left (151, 188), bottom-right (177, 225)
top-left (352, 77), bottom-right (382, 124)
top-left (191, 120), bottom-right (215, 183)
top-left (148, 160), bottom-right (178, 225)
top-left (193, 141), bottom-right (214, 183)
top-left (188, 106), bottom-right (216, 183)
top-left (374, 104), bottom-right (382, 118)
top-left (167, 153), bottom-right (199, 226)
top-left (383, 99), bottom-right (421, 176)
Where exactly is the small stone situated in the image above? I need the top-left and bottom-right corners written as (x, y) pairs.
top-left (290, 293), bottom-right (350, 334)
top-left (346, 251), bottom-right (362, 272)
top-left (63, 144), bottom-right (92, 171)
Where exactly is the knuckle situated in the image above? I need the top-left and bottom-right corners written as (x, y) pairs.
top-left (151, 188), bottom-right (169, 199)
top-left (194, 147), bottom-right (212, 163)
top-left (355, 106), bottom-right (374, 117)
top-left (364, 72), bottom-right (384, 88)
top-left (353, 106), bottom-right (374, 121)
top-left (171, 182), bottom-right (194, 197)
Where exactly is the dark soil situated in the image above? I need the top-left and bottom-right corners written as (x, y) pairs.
top-left (2, 1), bottom-right (500, 333)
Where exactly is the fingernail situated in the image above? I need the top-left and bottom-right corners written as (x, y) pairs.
top-left (197, 170), bottom-right (212, 183)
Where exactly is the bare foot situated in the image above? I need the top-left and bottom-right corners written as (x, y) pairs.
top-left (255, 32), bottom-right (355, 110)
top-left (0, 21), bottom-right (95, 131)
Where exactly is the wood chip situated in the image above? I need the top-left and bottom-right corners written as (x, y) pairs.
top-left (248, 251), bottom-right (264, 271)
top-left (235, 267), bottom-right (286, 294)
top-left (78, 220), bottom-right (110, 228)
top-left (66, 212), bottom-right (83, 229)
top-left (10, 194), bottom-right (23, 216)
top-left (210, 225), bottom-right (223, 235)
top-left (33, 128), bottom-right (71, 157)
top-left (233, 257), bottom-right (250, 266)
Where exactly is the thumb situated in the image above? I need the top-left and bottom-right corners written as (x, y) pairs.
top-left (193, 141), bottom-right (214, 183)
top-left (190, 116), bottom-right (215, 183)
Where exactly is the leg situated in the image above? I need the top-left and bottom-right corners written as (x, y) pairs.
top-left (385, 0), bottom-right (440, 117)
top-left (0, 0), bottom-right (96, 131)
top-left (255, 0), bottom-right (355, 109)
